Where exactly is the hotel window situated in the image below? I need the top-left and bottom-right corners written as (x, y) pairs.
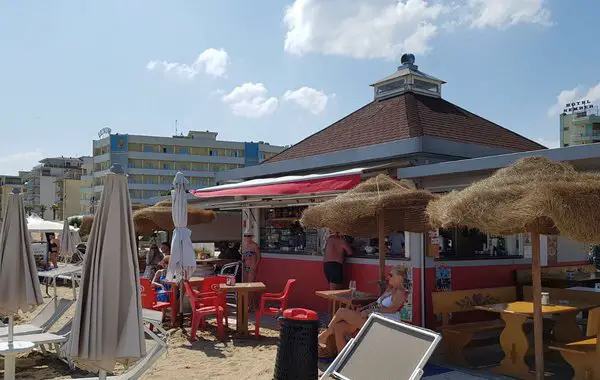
top-left (144, 160), bottom-right (158, 169)
top-left (209, 149), bottom-right (218, 156)
top-left (191, 147), bottom-right (208, 155)
top-left (175, 146), bottom-right (189, 154)
top-left (190, 177), bottom-right (202, 186)
top-left (143, 176), bottom-right (157, 185)
top-left (128, 143), bottom-right (142, 152)
top-left (162, 161), bottom-right (173, 170)
top-left (227, 164), bottom-right (238, 170)
top-left (175, 162), bottom-right (190, 171)
top-left (161, 146), bottom-right (173, 154)
top-left (128, 159), bottom-right (142, 169)
top-left (212, 164), bottom-right (222, 172)
top-left (192, 162), bottom-right (208, 171)
top-left (160, 176), bottom-right (171, 185)
top-left (143, 144), bottom-right (158, 153)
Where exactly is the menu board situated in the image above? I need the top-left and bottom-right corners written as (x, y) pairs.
top-left (305, 229), bottom-right (319, 253)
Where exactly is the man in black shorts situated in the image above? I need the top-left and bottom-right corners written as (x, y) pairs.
top-left (323, 231), bottom-right (353, 289)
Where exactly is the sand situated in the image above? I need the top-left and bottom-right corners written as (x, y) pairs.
top-left (3, 285), bottom-right (285, 380)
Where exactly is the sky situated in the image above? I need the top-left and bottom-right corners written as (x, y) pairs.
top-left (1, 0), bottom-right (599, 175)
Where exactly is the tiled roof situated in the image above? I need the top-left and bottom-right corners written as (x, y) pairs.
top-left (265, 92), bottom-right (545, 163)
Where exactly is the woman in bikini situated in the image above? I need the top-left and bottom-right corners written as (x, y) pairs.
top-left (318, 266), bottom-right (409, 353)
top-left (48, 233), bottom-right (60, 269)
top-left (242, 230), bottom-right (261, 282)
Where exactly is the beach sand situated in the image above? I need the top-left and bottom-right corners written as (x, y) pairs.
top-left (3, 285), bottom-right (284, 380)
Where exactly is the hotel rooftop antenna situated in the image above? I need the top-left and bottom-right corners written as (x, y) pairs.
top-left (174, 119), bottom-right (178, 136)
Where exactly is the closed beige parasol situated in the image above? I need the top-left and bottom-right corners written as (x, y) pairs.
top-left (68, 164), bottom-right (145, 376)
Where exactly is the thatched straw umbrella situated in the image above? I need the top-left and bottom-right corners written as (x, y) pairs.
top-left (80, 202), bottom-right (215, 236)
top-left (132, 203), bottom-right (215, 235)
top-left (301, 174), bottom-right (438, 291)
top-left (426, 157), bottom-right (600, 380)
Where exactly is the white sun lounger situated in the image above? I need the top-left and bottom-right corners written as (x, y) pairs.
top-left (0, 321), bottom-right (71, 354)
top-left (0, 298), bottom-right (74, 338)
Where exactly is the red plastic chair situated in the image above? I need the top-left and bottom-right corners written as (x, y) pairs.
top-left (184, 280), bottom-right (227, 341)
top-left (140, 278), bottom-right (173, 314)
top-left (255, 279), bottom-right (296, 336)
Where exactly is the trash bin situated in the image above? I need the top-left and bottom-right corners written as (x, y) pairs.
top-left (273, 308), bottom-right (319, 380)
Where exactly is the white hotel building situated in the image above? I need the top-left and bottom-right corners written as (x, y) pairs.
top-left (85, 130), bottom-right (284, 209)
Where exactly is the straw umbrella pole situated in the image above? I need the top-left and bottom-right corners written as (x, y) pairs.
top-left (301, 174), bottom-right (437, 293)
top-left (427, 157), bottom-right (600, 380)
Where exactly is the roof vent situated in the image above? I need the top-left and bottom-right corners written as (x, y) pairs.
top-left (400, 53), bottom-right (415, 65)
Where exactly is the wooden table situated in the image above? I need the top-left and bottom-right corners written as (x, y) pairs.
top-left (476, 301), bottom-right (600, 380)
top-left (220, 282), bottom-right (266, 335)
top-left (315, 290), bottom-right (379, 316)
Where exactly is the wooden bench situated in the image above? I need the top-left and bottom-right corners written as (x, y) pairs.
top-left (431, 286), bottom-right (518, 366)
top-left (550, 308), bottom-right (600, 380)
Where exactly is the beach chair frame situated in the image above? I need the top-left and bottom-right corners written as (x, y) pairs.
top-left (320, 314), bottom-right (442, 380)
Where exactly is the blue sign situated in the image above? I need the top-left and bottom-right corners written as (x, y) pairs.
top-left (110, 135), bottom-right (128, 153)
top-left (244, 142), bottom-right (259, 167)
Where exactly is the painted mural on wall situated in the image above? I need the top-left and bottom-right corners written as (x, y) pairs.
top-left (400, 269), bottom-right (413, 322)
top-left (110, 135), bottom-right (128, 153)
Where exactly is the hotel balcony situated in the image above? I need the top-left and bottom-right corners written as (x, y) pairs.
top-left (570, 133), bottom-right (600, 144)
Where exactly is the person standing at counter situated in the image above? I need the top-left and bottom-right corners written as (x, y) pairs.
top-left (323, 231), bottom-right (353, 290)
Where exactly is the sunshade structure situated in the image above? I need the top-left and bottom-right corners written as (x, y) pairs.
top-left (80, 200), bottom-right (215, 237)
top-left (426, 157), bottom-right (600, 380)
top-left (68, 164), bottom-right (145, 378)
top-left (166, 172), bottom-right (196, 282)
top-left (133, 200), bottom-right (215, 235)
top-left (59, 218), bottom-right (80, 262)
top-left (301, 174), bottom-right (437, 291)
top-left (0, 188), bottom-right (43, 380)
top-left (27, 214), bottom-right (75, 233)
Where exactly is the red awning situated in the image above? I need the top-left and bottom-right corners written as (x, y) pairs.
top-left (192, 173), bottom-right (362, 198)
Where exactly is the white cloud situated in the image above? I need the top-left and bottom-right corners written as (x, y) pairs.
top-left (548, 82), bottom-right (600, 117)
top-left (146, 48), bottom-right (230, 79)
top-left (283, 87), bottom-right (330, 115)
top-left (0, 151), bottom-right (43, 175)
top-left (221, 83), bottom-right (278, 118)
top-left (284, 0), bottom-right (444, 59)
top-left (467, 0), bottom-right (552, 29)
top-left (534, 137), bottom-right (559, 149)
top-left (283, 0), bottom-right (553, 59)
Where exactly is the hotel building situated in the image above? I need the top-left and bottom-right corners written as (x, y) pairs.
top-left (0, 175), bottom-right (23, 221)
top-left (87, 130), bottom-right (284, 206)
top-left (560, 100), bottom-right (600, 147)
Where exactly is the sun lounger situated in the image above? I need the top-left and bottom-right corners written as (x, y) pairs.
top-left (0, 321), bottom-right (71, 353)
top-left (0, 298), bottom-right (74, 338)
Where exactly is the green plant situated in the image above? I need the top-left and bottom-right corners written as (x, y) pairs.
top-left (39, 204), bottom-right (47, 218)
top-left (51, 204), bottom-right (59, 220)
top-left (68, 216), bottom-right (82, 228)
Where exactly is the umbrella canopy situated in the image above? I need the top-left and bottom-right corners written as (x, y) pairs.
top-left (27, 214), bottom-right (75, 233)
top-left (81, 201), bottom-right (215, 237)
top-left (301, 174), bottom-right (438, 237)
top-left (426, 157), bottom-right (600, 242)
top-left (426, 156), bottom-right (600, 380)
top-left (0, 188), bottom-right (43, 315)
top-left (133, 202), bottom-right (215, 235)
top-left (69, 164), bottom-right (145, 373)
top-left (166, 172), bottom-right (196, 282)
top-left (59, 219), bottom-right (79, 262)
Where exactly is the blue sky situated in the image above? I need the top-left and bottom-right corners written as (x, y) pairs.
top-left (1, 0), bottom-right (599, 175)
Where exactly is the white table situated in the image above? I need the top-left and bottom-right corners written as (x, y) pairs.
top-left (0, 341), bottom-right (34, 380)
top-left (37, 265), bottom-right (82, 306)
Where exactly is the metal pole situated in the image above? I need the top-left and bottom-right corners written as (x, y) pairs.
top-left (99, 370), bottom-right (107, 379)
top-left (8, 315), bottom-right (13, 344)
top-left (531, 232), bottom-right (544, 380)
top-left (378, 211), bottom-right (386, 294)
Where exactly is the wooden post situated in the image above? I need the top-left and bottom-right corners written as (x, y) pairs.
top-left (531, 232), bottom-right (544, 380)
top-left (378, 211), bottom-right (386, 294)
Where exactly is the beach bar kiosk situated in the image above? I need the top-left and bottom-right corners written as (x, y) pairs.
top-left (192, 56), bottom-right (593, 328)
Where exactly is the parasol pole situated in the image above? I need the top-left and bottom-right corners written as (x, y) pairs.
top-left (378, 211), bottom-right (386, 294)
top-left (530, 231), bottom-right (544, 380)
